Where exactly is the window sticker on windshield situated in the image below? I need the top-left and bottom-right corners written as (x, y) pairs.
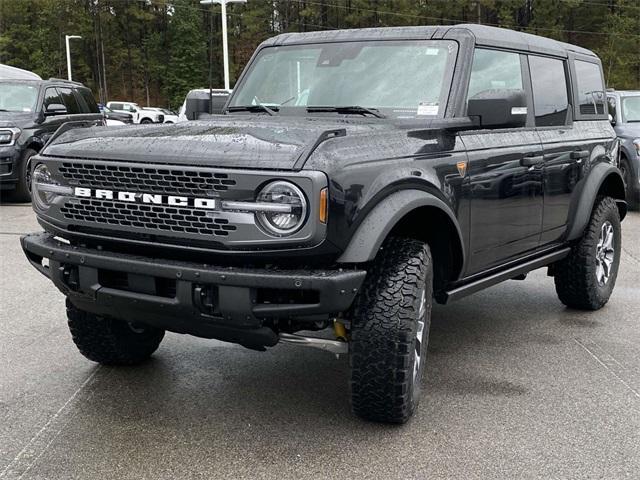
top-left (417, 103), bottom-right (439, 116)
top-left (425, 48), bottom-right (440, 56)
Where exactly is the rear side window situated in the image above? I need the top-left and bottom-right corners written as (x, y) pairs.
top-left (529, 56), bottom-right (569, 127)
top-left (57, 87), bottom-right (81, 114)
top-left (76, 88), bottom-right (99, 113)
top-left (43, 88), bottom-right (63, 110)
top-left (467, 49), bottom-right (523, 99)
top-left (574, 60), bottom-right (606, 116)
top-left (110, 102), bottom-right (122, 110)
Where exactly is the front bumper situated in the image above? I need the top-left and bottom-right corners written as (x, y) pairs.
top-left (22, 232), bottom-right (366, 348)
top-left (0, 145), bottom-right (20, 188)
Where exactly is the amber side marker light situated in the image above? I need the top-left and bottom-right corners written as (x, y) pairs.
top-left (319, 188), bottom-right (328, 224)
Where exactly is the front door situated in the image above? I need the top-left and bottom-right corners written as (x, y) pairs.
top-left (462, 48), bottom-right (544, 274)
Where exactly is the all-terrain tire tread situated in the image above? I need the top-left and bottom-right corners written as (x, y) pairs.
top-left (349, 237), bottom-right (432, 424)
top-left (554, 196), bottom-right (621, 310)
top-left (66, 299), bottom-right (164, 365)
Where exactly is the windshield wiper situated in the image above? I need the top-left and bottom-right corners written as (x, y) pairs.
top-left (227, 96), bottom-right (278, 116)
top-left (306, 106), bottom-right (386, 118)
top-left (226, 105), bottom-right (279, 115)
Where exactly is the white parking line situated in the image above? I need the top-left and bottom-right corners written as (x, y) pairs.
top-left (574, 338), bottom-right (640, 402)
top-left (0, 366), bottom-right (101, 480)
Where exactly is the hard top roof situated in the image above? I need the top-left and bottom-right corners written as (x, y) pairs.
top-left (262, 24), bottom-right (596, 58)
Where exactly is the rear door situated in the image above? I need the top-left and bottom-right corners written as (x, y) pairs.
top-left (528, 54), bottom-right (578, 243)
top-left (535, 55), bottom-right (610, 244)
top-left (462, 48), bottom-right (544, 274)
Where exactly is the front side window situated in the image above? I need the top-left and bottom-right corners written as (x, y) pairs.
top-left (529, 56), bottom-right (569, 127)
top-left (43, 87), bottom-right (63, 110)
top-left (57, 87), bottom-right (81, 114)
top-left (467, 49), bottom-right (523, 100)
top-left (574, 60), bottom-right (605, 116)
top-left (621, 96), bottom-right (640, 123)
top-left (230, 40), bottom-right (457, 119)
top-left (0, 83), bottom-right (38, 112)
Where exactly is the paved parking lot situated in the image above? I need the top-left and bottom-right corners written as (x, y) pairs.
top-left (1, 202), bottom-right (639, 480)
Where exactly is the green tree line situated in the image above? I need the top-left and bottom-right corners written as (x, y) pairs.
top-left (1, 0), bottom-right (639, 109)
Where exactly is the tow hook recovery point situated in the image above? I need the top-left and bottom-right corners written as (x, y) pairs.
top-left (278, 332), bottom-right (348, 356)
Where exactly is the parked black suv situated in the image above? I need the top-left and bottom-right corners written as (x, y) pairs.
top-left (607, 90), bottom-right (640, 209)
top-left (0, 78), bottom-right (103, 201)
top-left (22, 25), bottom-right (627, 424)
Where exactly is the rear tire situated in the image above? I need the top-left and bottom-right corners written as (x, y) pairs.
top-left (12, 148), bottom-right (37, 203)
top-left (66, 299), bottom-right (165, 365)
top-left (349, 237), bottom-right (433, 424)
top-left (554, 196), bottom-right (621, 310)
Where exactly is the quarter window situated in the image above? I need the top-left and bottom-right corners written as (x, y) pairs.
top-left (529, 56), bottom-right (569, 126)
top-left (57, 87), bottom-right (81, 114)
top-left (467, 49), bottom-right (523, 100)
top-left (574, 60), bottom-right (606, 116)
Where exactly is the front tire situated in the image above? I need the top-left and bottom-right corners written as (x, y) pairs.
top-left (66, 299), bottom-right (165, 365)
top-left (619, 156), bottom-right (638, 210)
top-left (349, 237), bottom-right (433, 424)
top-left (140, 118), bottom-right (153, 124)
top-left (554, 196), bottom-right (621, 310)
top-left (12, 148), bottom-right (37, 202)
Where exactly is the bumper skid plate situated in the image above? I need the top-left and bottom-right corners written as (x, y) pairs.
top-left (21, 232), bottom-right (366, 348)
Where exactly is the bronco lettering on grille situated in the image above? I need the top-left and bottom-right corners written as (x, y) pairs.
top-left (73, 187), bottom-right (217, 209)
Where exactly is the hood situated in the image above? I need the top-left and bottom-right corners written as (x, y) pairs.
top-left (614, 123), bottom-right (640, 139)
top-left (0, 111), bottom-right (35, 128)
top-left (42, 116), bottom-right (391, 170)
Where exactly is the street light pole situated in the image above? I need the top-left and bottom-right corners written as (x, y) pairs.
top-left (200, 0), bottom-right (246, 94)
top-left (65, 35), bottom-right (82, 81)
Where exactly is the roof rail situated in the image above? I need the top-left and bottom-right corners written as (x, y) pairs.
top-left (48, 77), bottom-right (83, 86)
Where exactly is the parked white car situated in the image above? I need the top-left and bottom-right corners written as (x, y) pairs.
top-left (0, 64), bottom-right (41, 80)
top-left (106, 101), bottom-right (164, 124)
top-left (142, 107), bottom-right (179, 123)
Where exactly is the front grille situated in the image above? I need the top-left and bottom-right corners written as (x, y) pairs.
top-left (60, 198), bottom-right (237, 237)
top-left (58, 162), bottom-right (237, 197)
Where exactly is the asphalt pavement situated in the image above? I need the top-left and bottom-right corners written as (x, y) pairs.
top-left (1, 202), bottom-right (639, 480)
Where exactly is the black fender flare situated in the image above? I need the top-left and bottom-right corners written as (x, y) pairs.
top-left (565, 162), bottom-right (627, 242)
top-left (336, 189), bottom-right (466, 267)
top-left (24, 135), bottom-right (45, 152)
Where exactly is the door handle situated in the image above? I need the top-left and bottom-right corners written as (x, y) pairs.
top-left (520, 155), bottom-right (544, 167)
top-left (570, 150), bottom-right (589, 160)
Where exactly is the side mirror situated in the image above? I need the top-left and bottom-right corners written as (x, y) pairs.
top-left (608, 114), bottom-right (616, 125)
top-left (45, 103), bottom-right (67, 115)
top-left (467, 89), bottom-right (527, 129)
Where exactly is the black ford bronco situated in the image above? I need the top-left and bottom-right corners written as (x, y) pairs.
top-left (22, 25), bottom-right (627, 424)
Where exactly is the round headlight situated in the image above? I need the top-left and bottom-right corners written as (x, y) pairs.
top-left (32, 164), bottom-right (57, 209)
top-left (256, 181), bottom-right (307, 236)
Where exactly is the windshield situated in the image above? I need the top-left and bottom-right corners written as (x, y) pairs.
top-left (622, 96), bottom-right (640, 123)
top-left (0, 83), bottom-right (39, 112)
top-left (229, 40), bottom-right (457, 119)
